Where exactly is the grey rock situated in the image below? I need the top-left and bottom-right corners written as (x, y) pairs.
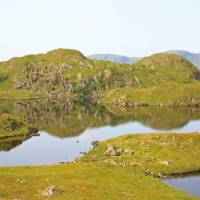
top-left (42, 185), bottom-right (63, 197)
top-left (104, 144), bottom-right (120, 156)
top-left (91, 140), bottom-right (99, 146)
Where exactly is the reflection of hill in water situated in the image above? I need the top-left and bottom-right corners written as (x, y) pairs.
top-left (0, 135), bottom-right (31, 152)
top-left (106, 106), bottom-right (200, 130)
top-left (0, 100), bottom-right (200, 138)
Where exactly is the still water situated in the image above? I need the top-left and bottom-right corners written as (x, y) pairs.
top-left (0, 100), bottom-right (199, 166)
top-left (164, 176), bottom-right (200, 197)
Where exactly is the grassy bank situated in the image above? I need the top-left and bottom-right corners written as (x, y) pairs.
top-left (0, 133), bottom-right (200, 199)
top-left (101, 82), bottom-right (200, 107)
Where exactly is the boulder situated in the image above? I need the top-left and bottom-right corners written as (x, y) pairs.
top-left (159, 160), bottom-right (171, 166)
top-left (104, 144), bottom-right (120, 156)
top-left (42, 185), bottom-right (63, 197)
top-left (91, 140), bottom-right (99, 147)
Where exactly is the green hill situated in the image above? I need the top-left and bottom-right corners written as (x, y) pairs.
top-left (0, 49), bottom-right (200, 104)
top-left (168, 50), bottom-right (200, 69)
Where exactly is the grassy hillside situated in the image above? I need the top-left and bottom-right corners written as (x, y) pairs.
top-left (102, 82), bottom-right (200, 107)
top-left (101, 53), bottom-right (200, 107)
top-left (0, 133), bottom-right (200, 200)
top-left (134, 53), bottom-right (200, 85)
top-left (0, 49), bottom-right (200, 103)
top-left (168, 50), bottom-right (200, 69)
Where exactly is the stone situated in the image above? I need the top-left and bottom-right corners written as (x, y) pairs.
top-left (91, 140), bottom-right (99, 146)
top-left (42, 185), bottom-right (63, 197)
top-left (104, 144), bottom-right (120, 156)
top-left (124, 148), bottom-right (134, 155)
top-left (159, 160), bottom-right (171, 166)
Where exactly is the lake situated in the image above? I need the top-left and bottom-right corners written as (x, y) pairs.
top-left (164, 176), bottom-right (200, 198)
top-left (0, 100), bottom-right (200, 166)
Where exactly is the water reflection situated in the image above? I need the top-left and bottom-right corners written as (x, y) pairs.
top-left (0, 100), bottom-right (200, 166)
top-left (1, 100), bottom-right (200, 138)
top-left (0, 135), bottom-right (31, 151)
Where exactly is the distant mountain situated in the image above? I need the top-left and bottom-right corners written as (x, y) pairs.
top-left (88, 51), bottom-right (200, 69)
top-left (88, 54), bottom-right (141, 64)
top-left (167, 50), bottom-right (200, 69)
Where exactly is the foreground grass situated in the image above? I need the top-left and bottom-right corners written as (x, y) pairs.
top-left (84, 133), bottom-right (200, 176)
top-left (102, 82), bottom-right (200, 107)
top-left (0, 133), bottom-right (200, 199)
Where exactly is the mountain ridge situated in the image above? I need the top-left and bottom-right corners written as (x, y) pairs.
top-left (88, 54), bottom-right (141, 64)
top-left (88, 50), bottom-right (200, 69)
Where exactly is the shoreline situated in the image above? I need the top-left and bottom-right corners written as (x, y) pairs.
top-left (1, 133), bottom-right (200, 199)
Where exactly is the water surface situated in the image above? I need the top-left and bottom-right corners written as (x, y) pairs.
top-left (0, 100), bottom-right (200, 166)
top-left (164, 176), bottom-right (200, 197)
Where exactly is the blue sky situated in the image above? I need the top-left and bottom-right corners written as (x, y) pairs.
top-left (0, 0), bottom-right (200, 60)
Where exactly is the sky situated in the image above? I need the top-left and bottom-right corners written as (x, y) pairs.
top-left (0, 0), bottom-right (200, 61)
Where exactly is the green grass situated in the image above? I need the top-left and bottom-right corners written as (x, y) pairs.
top-left (0, 133), bottom-right (200, 199)
top-left (84, 133), bottom-right (200, 176)
top-left (102, 82), bottom-right (200, 107)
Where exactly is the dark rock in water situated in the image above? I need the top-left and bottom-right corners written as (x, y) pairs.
top-left (33, 133), bottom-right (40, 137)
top-left (28, 127), bottom-right (38, 134)
top-left (42, 185), bottom-right (63, 197)
top-left (91, 140), bottom-right (99, 146)
top-left (104, 144), bottom-right (120, 156)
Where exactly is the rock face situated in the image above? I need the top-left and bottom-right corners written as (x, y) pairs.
top-left (42, 185), bottom-right (62, 197)
top-left (104, 144), bottom-right (120, 156)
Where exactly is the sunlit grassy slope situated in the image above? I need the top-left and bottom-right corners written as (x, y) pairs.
top-left (0, 49), bottom-right (200, 101)
top-left (0, 133), bottom-right (200, 200)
